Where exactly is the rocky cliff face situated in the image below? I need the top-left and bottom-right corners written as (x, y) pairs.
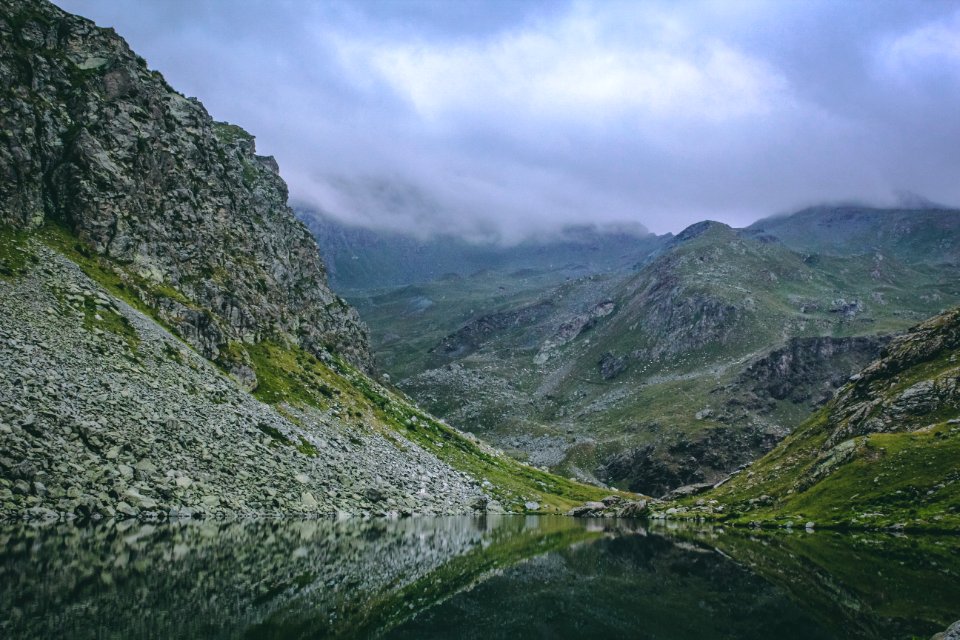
top-left (0, 0), bottom-right (371, 379)
top-left (821, 308), bottom-right (960, 448)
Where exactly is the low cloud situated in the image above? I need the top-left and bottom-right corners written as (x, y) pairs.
top-left (56, 0), bottom-right (960, 240)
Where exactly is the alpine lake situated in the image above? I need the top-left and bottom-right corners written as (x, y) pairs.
top-left (1, 515), bottom-right (957, 639)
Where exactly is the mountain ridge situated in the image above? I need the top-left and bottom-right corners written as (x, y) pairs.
top-left (302, 208), bottom-right (667, 290)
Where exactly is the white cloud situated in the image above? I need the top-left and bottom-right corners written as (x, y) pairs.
top-left (882, 11), bottom-right (960, 76)
top-left (338, 13), bottom-right (789, 124)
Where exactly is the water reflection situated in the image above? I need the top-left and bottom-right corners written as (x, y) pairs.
top-left (0, 516), bottom-right (956, 639)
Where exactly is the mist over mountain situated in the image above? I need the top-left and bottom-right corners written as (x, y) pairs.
top-left (300, 207), bottom-right (664, 289)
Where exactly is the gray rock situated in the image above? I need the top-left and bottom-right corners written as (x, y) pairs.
top-left (115, 502), bottom-right (139, 518)
top-left (932, 620), bottom-right (960, 640)
top-left (618, 500), bottom-right (649, 518)
top-left (486, 500), bottom-right (506, 514)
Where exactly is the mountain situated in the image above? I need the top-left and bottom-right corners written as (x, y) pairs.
top-left (684, 305), bottom-right (960, 531)
top-left (337, 213), bottom-right (960, 496)
top-left (745, 205), bottom-right (960, 266)
top-left (301, 209), bottom-right (667, 290)
top-left (0, 0), bottom-right (626, 520)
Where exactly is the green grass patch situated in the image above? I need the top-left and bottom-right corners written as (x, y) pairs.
top-left (245, 341), bottom-right (340, 408)
top-left (0, 225), bottom-right (36, 278)
top-left (78, 297), bottom-right (140, 350)
top-left (212, 121), bottom-right (255, 145)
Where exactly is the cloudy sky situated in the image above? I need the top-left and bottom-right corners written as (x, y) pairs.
top-left (56, 0), bottom-right (960, 240)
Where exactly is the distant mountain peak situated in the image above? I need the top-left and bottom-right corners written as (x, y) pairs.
top-left (672, 220), bottom-right (732, 243)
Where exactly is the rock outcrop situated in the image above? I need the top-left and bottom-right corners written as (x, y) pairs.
top-left (0, 0), bottom-right (371, 379)
top-left (430, 300), bottom-right (555, 360)
top-left (822, 308), bottom-right (960, 447)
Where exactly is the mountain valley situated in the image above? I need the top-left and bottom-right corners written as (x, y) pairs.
top-left (318, 210), bottom-right (960, 496)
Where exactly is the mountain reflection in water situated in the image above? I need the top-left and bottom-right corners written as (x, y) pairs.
top-left (0, 516), bottom-right (957, 639)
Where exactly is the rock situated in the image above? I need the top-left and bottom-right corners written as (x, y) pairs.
top-left (26, 507), bottom-right (58, 521)
top-left (524, 501), bottom-right (540, 511)
top-left (601, 495), bottom-right (623, 506)
top-left (123, 489), bottom-right (158, 510)
top-left (115, 501), bottom-right (139, 517)
top-left (168, 506), bottom-right (194, 519)
top-left (486, 500), bottom-right (506, 514)
top-left (567, 501), bottom-right (608, 517)
top-left (470, 495), bottom-right (489, 511)
top-left (598, 352), bottom-right (628, 380)
top-left (134, 459), bottom-right (158, 474)
top-left (663, 482), bottom-right (714, 500)
top-left (363, 487), bottom-right (386, 503)
top-left (618, 500), bottom-right (649, 518)
top-left (805, 521), bottom-right (815, 530)
top-left (301, 492), bottom-right (318, 508)
top-left (932, 620), bottom-right (960, 640)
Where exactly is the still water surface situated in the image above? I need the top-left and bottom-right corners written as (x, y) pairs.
top-left (1, 516), bottom-right (957, 639)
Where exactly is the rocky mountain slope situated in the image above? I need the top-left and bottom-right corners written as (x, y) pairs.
top-left (0, 0), bottom-right (624, 520)
top-left (1, 0), bottom-right (371, 384)
top-left (340, 213), bottom-right (960, 496)
top-left (687, 305), bottom-right (960, 531)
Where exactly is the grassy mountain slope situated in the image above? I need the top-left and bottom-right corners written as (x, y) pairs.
top-left (746, 206), bottom-right (960, 265)
top-left (684, 306), bottom-right (960, 531)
